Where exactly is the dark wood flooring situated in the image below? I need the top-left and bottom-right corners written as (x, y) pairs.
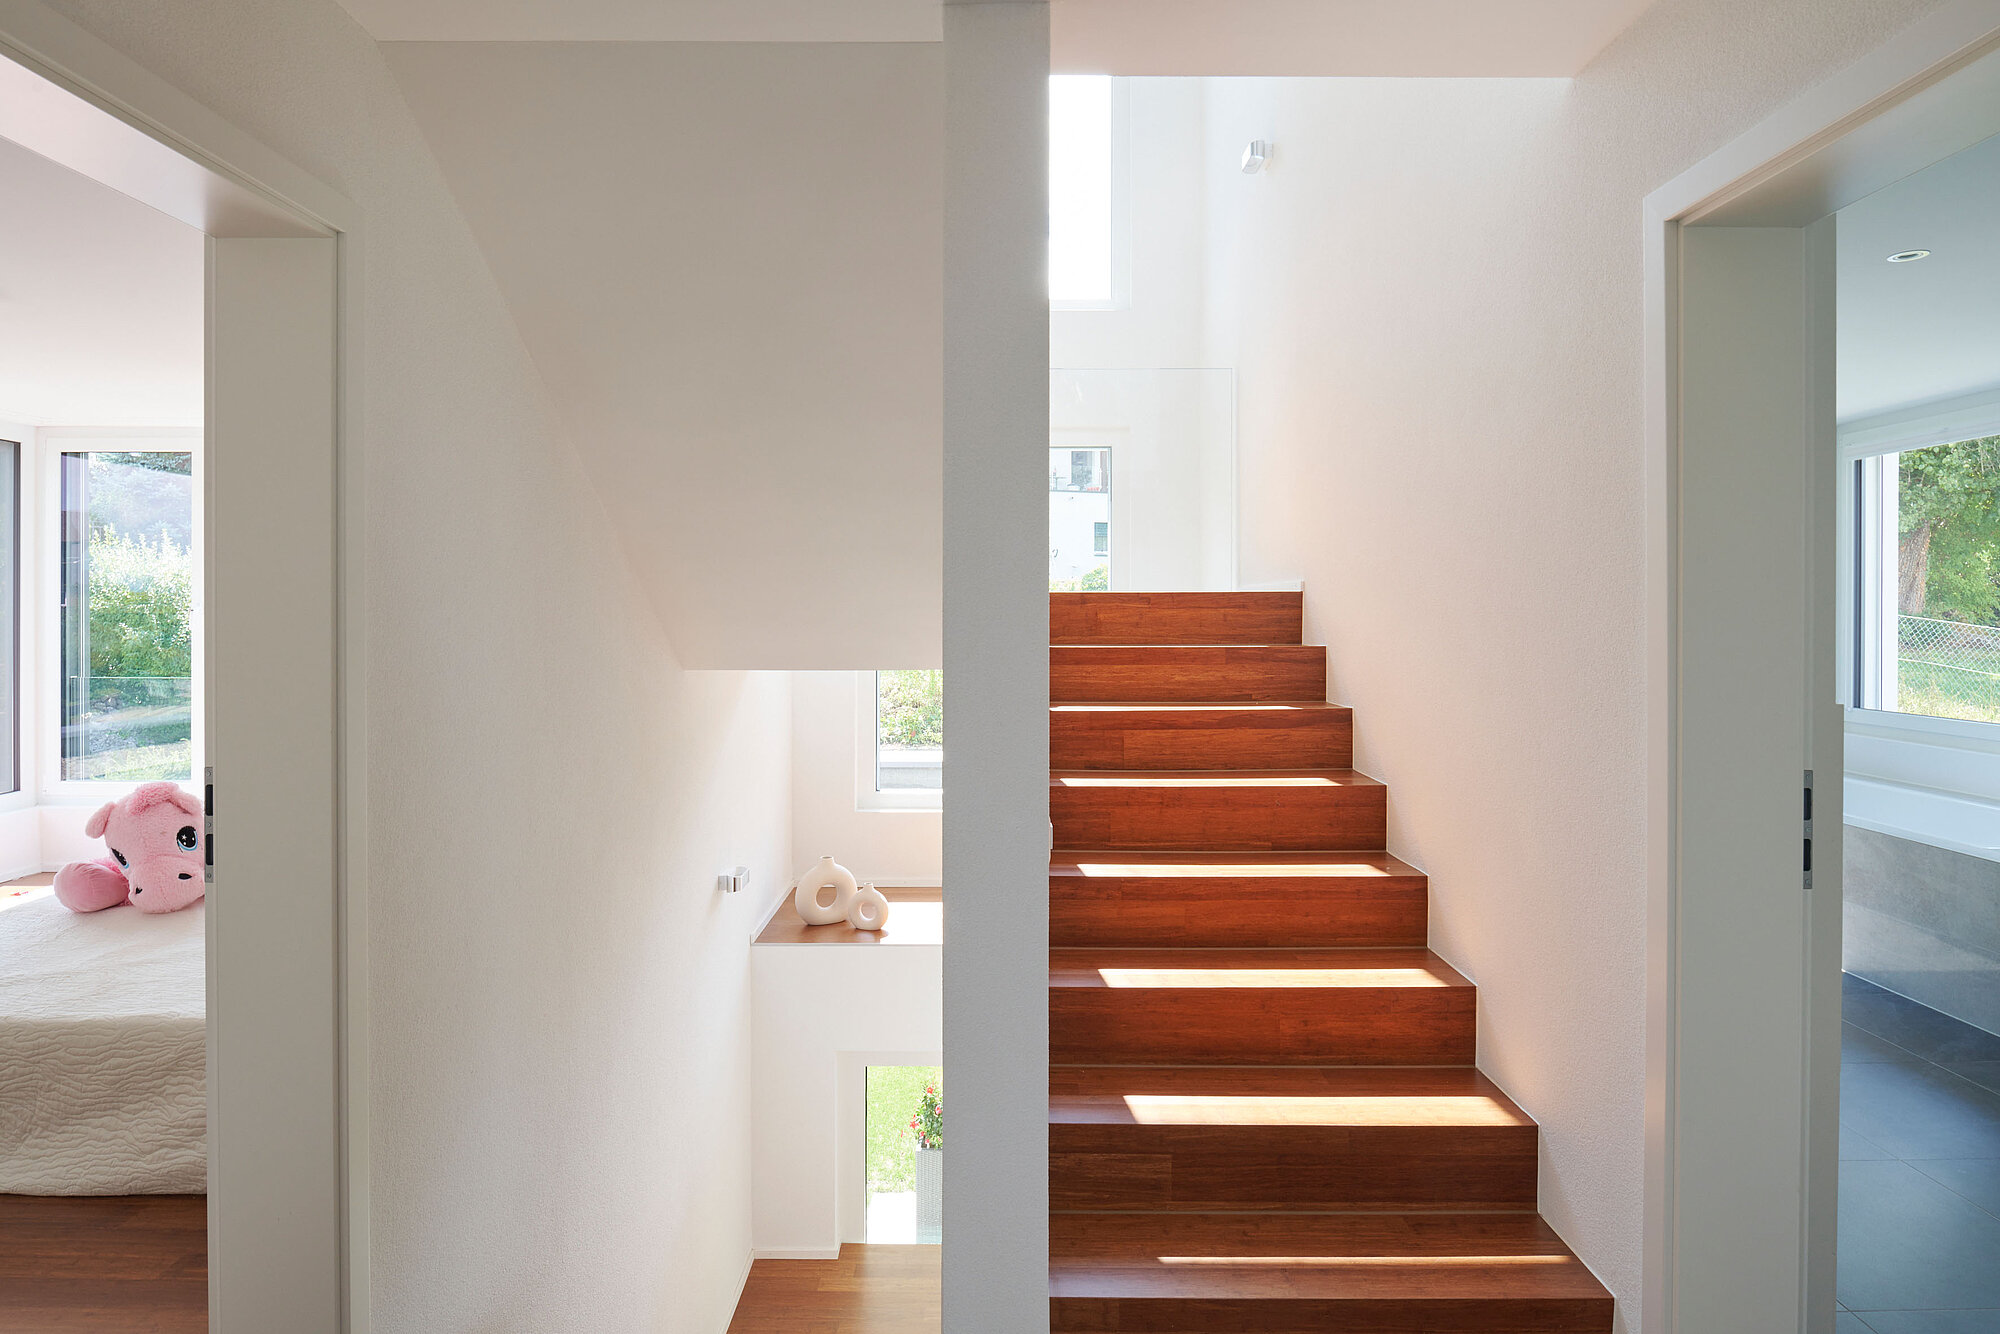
top-left (727, 1244), bottom-right (938, 1333)
top-left (0, 1194), bottom-right (205, 1333)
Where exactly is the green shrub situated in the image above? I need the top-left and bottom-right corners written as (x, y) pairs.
top-left (878, 669), bottom-right (942, 749)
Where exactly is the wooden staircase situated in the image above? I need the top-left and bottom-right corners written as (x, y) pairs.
top-left (1047, 590), bottom-right (1613, 1332)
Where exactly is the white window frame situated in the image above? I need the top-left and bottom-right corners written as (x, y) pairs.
top-left (854, 670), bottom-right (942, 811)
top-left (35, 427), bottom-right (204, 805)
top-left (1051, 429), bottom-right (1120, 590)
top-left (1837, 386), bottom-right (2000, 804)
top-left (1048, 75), bottom-right (1132, 313)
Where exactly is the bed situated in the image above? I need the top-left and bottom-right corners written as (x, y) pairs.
top-left (0, 887), bottom-right (205, 1194)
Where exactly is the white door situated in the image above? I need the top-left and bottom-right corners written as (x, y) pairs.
top-left (1669, 219), bottom-right (1842, 1331)
top-left (205, 235), bottom-right (342, 1333)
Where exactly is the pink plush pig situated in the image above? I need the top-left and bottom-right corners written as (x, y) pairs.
top-left (53, 782), bottom-right (205, 914)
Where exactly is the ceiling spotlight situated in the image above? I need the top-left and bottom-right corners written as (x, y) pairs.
top-left (1887, 249), bottom-right (1932, 263)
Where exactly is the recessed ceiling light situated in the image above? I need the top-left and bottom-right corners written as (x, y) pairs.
top-left (1887, 249), bottom-right (1932, 262)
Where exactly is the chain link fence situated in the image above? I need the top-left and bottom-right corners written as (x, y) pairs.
top-left (1898, 615), bottom-right (2000, 722)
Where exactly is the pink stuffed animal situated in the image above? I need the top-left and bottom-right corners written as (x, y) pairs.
top-left (53, 782), bottom-right (206, 914)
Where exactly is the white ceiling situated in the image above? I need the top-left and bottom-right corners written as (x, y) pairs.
top-left (1051, 0), bottom-right (1661, 77)
top-left (1838, 132), bottom-right (2000, 424)
top-left (0, 134), bottom-right (202, 427)
top-left (337, 0), bottom-right (942, 42)
top-left (385, 41), bottom-right (943, 669)
top-left (341, 0), bottom-right (1657, 76)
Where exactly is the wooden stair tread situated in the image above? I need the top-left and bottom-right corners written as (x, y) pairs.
top-left (1049, 1066), bottom-right (1531, 1126)
top-left (1052, 644), bottom-right (1327, 704)
top-left (1051, 850), bottom-right (1422, 879)
top-left (1049, 1213), bottom-right (1608, 1303)
top-left (1052, 591), bottom-right (1303, 646)
top-left (1051, 768), bottom-right (1382, 788)
top-left (1044, 590), bottom-right (1611, 1330)
top-left (1051, 947), bottom-right (1469, 990)
top-left (1051, 701), bottom-right (1349, 714)
top-left (1050, 850), bottom-right (1429, 948)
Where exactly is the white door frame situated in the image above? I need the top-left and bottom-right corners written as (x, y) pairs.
top-left (1644, 3), bottom-right (2000, 1328)
top-left (0, 3), bottom-right (367, 1331)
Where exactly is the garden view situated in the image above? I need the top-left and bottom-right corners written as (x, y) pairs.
top-left (62, 451), bottom-right (194, 781)
top-left (1896, 436), bottom-right (2000, 723)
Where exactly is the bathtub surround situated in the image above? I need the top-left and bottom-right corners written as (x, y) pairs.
top-left (1845, 827), bottom-right (2000, 1037)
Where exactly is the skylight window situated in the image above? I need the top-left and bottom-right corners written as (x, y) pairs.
top-left (1049, 75), bottom-right (1118, 307)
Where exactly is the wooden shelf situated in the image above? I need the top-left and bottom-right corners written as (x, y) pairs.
top-left (754, 885), bottom-right (942, 946)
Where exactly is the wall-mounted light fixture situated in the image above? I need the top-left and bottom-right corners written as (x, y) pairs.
top-left (1241, 140), bottom-right (1272, 175)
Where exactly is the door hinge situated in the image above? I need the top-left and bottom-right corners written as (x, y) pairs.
top-left (1803, 769), bottom-right (1814, 890)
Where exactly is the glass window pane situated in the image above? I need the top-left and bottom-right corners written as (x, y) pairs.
top-left (875, 669), bottom-right (942, 792)
top-left (1891, 436), bottom-right (2000, 723)
top-left (1049, 74), bottom-right (1113, 304)
top-left (1050, 446), bottom-right (1111, 591)
top-left (0, 441), bottom-right (15, 795)
top-left (61, 451), bottom-right (195, 781)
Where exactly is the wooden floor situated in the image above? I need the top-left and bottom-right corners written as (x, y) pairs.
top-left (727, 1245), bottom-right (938, 1333)
top-left (0, 1194), bottom-right (206, 1333)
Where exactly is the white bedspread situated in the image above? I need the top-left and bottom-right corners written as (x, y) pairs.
top-left (0, 891), bottom-right (205, 1194)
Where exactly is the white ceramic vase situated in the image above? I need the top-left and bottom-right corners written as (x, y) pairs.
top-left (847, 882), bottom-right (891, 932)
top-left (793, 854), bottom-right (858, 925)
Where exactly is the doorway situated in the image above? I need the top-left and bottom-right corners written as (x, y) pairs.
top-left (864, 1064), bottom-right (944, 1244)
top-left (0, 13), bottom-right (358, 1332)
top-left (1647, 13), bottom-right (2000, 1329)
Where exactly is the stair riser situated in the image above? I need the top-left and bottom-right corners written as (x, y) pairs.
top-left (1052, 647), bottom-right (1326, 703)
top-left (1050, 784), bottom-right (1386, 852)
top-left (1050, 1296), bottom-right (1612, 1333)
top-left (1051, 709), bottom-right (1353, 770)
top-left (1051, 879), bottom-right (1428, 948)
top-left (1048, 1125), bottom-right (1536, 1211)
top-left (1050, 989), bottom-right (1475, 1065)
top-left (1051, 592), bottom-right (1303, 646)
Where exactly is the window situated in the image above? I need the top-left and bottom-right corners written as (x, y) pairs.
top-left (1853, 436), bottom-right (2000, 725)
top-left (869, 669), bottom-right (941, 804)
top-left (0, 440), bottom-right (15, 796)
top-left (1049, 74), bottom-right (1122, 308)
top-left (60, 450), bottom-right (195, 781)
top-left (1050, 445), bottom-right (1111, 590)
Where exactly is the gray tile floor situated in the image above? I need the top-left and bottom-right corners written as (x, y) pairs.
top-left (1841, 972), bottom-right (2000, 1330)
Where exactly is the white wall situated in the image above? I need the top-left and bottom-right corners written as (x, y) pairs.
top-left (1191, 0), bottom-right (1945, 1324)
top-left (791, 672), bottom-right (942, 885)
top-left (381, 41), bottom-right (946, 672)
top-left (749, 939), bottom-right (942, 1256)
top-left (34, 3), bottom-right (797, 1331)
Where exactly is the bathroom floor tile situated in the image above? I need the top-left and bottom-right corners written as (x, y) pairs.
top-left (1847, 1313), bottom-right (2000, 1333)
top-left (1844, 983), bottom-right (2000, 1064)
top-left (1842, 1060), bottom-right (2000, 1160)
top-left (1845, 1124), bottom-right (1896, 1161)
top-left (1944, 1062), bottom-right (2000, 1097)
top-left (1909, 1158), bottom-right (2000, 1220)
top-left (1848, 1022), bottom-right (1924, 1064)
top-left (1834, 1315), bottom-right (1874, 1333)
top-left (1839, 1160), bottom-right (2000, 1311)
